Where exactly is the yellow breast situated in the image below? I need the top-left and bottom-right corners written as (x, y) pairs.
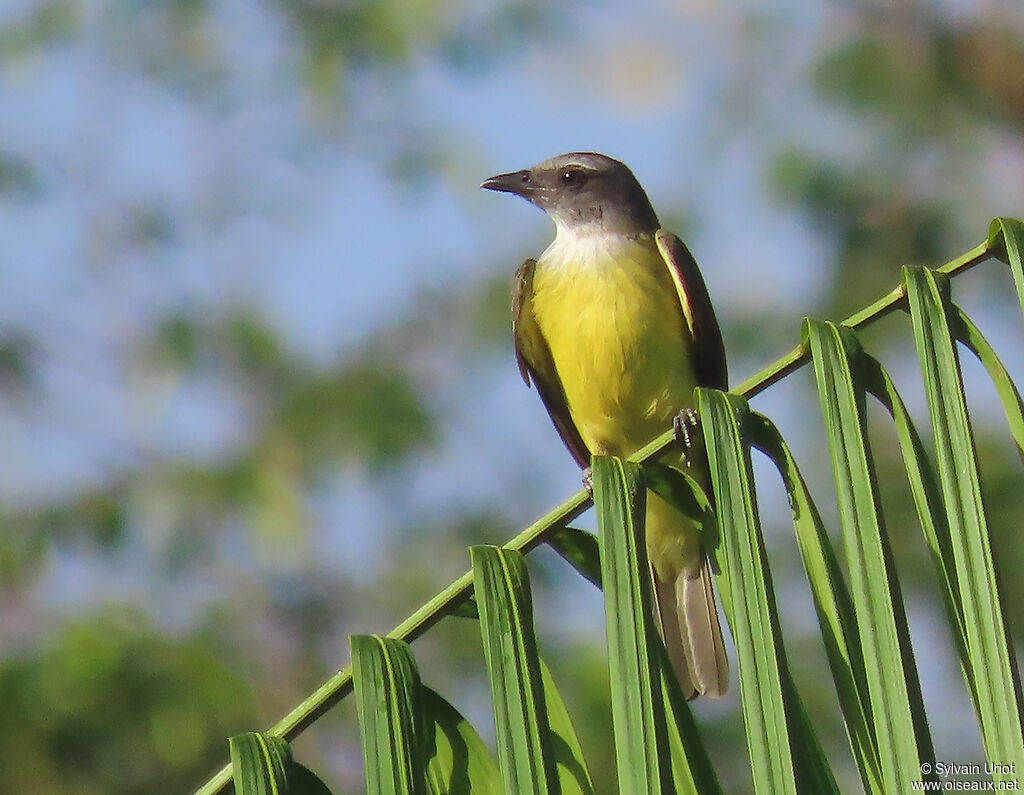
top-left (531, 229), bottom-right (696, 457)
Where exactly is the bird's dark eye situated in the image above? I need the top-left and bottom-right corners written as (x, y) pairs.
top-left (560, 168), bottom-right (586, 187)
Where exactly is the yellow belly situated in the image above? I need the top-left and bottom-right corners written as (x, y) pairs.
top-left (531, 231), bottom-right (703, 580)
top-left (531, 234), bottom-right (697, 458)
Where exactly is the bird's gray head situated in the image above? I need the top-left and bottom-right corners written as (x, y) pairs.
top-left (481, 152), bottom-right (659, 236)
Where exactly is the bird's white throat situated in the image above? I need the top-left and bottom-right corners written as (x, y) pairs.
top-left (541, 222), bottom-right (656, 274)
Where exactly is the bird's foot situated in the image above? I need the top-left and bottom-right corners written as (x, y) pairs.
top-left (673, 408), bottom-right (700, 454)
top-left (581, 465), bottom-right (594, 494)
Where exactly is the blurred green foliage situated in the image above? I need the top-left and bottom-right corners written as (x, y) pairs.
top-left (0, 0), bottom-right (78, 62)
top-left (814, 25), bottom-right (1024, 131)
top-left (770, 12), bottom-right (1024, 317)
top-left (770, 148), bottom-right (955, 312)
top-left (1, 489), bottom-right (126, 588)
top-left (0, 609), bottom-right (256, 795)
top-left (277, 357), bottom-right (434, 470)
top-left (0, 329), bottom-right (36, 393)
top-left (0, 148), bottom-right (40, 197)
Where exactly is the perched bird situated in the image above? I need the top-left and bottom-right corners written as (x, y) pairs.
top-left (482, 152), bottom-right (729, 698)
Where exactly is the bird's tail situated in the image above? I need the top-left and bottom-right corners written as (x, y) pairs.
top-left (647, 493), bottom-right (729, 699)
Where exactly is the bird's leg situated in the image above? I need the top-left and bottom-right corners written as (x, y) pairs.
top-left (673, 407), bottom-right (701, 464)
top-left (581, 465), bottom-right (594, 494)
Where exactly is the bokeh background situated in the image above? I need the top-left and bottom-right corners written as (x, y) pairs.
top-left (3, 1), bottom-right (1024, 792)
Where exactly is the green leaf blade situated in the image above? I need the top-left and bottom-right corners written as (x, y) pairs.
top-left (696, 389), bottom-right (801, 795)
top-left (805, 318), bottom-right (933, 790)
top-left (748, 410), bottom-right (882, 794)
top-left (904, 266), bottom-right (1024, 779)
top-left (988, 217), bottom-right (1024, 322)
top-left (654, 643), bottom-right (724, 795)
top-left (229, 732), bottom-right (293, 795)
top-left (950, 306), bottom-right (1024, 460)
top-left (546, 525), bottom-right (603, 589)
top-left (471, 544), bottom-right (558, 794)
top-left (350, 635), bottom-right (424, 795)
top-left (537, 658), bottom-right (596, 795)
top-left (860, 338), bottom-right (976, 710)
top-left (421, 686), bottom-right (502, 795)
top-left (591, 455), bottom-right (669, 795)
top-left (229, 732), bottom-right (333, 795)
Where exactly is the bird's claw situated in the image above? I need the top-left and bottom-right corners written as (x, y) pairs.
top-left (673, 408), bottom-right (700, 452)
top-left (581, 466), bottom-right (594, 494)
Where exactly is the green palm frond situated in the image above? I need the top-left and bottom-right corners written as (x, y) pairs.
top-left (195, 217), bottom-right (1024, 795)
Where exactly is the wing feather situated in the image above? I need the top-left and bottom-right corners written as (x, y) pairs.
top-left (512, 259), bottom-right (591, 468)
top-left (655, 230), bottom-right (728, 391)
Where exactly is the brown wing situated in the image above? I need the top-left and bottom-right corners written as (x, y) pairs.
top-left (512, 259), bottom-right (591, 468)
top-left (655, 230), bottom-right (728, 391)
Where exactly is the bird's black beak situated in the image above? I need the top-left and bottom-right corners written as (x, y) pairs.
top-left (480, 169), bottom-right (534, 197)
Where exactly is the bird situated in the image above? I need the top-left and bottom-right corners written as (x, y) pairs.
top-left (481, 152), bottom-right (729, 699)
